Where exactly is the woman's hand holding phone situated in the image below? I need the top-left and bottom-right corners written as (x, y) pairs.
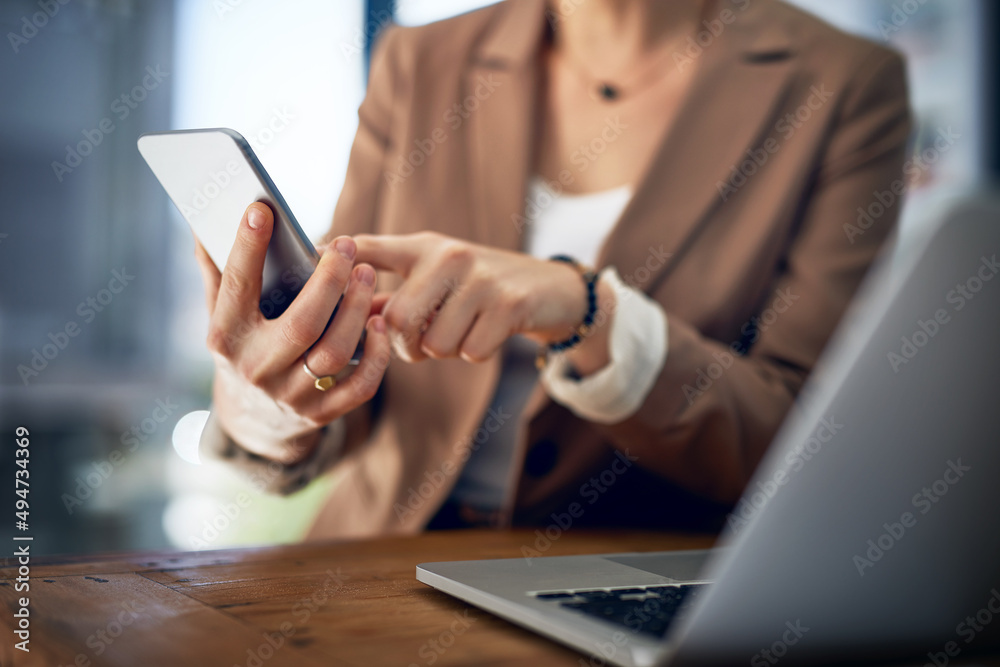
top-left (193, 202), bottom-right (390, 465)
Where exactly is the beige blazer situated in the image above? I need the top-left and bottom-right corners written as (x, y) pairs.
top-left (293, 0), bottom-right (912, 538)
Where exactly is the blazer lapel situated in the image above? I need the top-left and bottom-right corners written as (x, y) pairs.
top-left (597, 0), bottom-right (796, 295)
top-left (508, 2), bottom-right (799, 511)
top-left (464, 0), bottom-right (548, 252)
top-left (457, 0), bottom-right (798, 522)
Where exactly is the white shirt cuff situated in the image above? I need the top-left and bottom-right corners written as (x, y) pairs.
top-left (540, 267), bottom-right (668, 424)
top-left (199, 412), bottom-right (346, 495)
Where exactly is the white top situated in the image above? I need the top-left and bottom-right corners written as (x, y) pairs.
top-left (526, 178), bottom-right (633, 266)
top-left (450, 177), bottom-right (670, 510)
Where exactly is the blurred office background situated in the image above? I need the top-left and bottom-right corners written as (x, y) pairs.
top-left (0, 0), bottom-right (996, 555)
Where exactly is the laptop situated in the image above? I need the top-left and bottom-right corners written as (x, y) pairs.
top-left (417, 196), bottom-right (1000, 666)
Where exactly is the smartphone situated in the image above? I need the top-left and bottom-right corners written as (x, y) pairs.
top-left (138, 128), bottom-right (362, 359)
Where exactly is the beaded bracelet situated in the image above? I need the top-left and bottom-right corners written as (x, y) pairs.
top-left (535, 255), bottom-right (599, 370)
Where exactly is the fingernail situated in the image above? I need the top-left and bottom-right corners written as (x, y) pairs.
top-left (357, 265), bottom-right (375, 286)
top-left (373, 316), bottom-right (386, 333)
top-left (334, 237), bottom-right (356, 260)
top-left (247, 206), bottom-right (265, 229)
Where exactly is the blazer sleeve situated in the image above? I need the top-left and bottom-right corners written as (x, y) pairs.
top-left (321, 26), bottom-right (401, 243)
top-left (315, 25), bottom-right (405, 458)
top-left (590, 48), bottom-right (913, 504)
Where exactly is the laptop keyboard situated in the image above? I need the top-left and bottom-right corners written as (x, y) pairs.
top-left (533, 583), bottom-right (709, 638)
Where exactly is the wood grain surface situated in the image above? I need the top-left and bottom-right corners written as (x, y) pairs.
top-left (0, 530), bottom-right (713, 667)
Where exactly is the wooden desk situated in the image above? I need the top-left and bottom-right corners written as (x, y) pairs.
top-left (4, 530), bottom-right (998, 667)
top-left (0, 530), bottom-right (712, 667)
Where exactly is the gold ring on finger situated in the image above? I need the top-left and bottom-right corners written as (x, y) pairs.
top-left (302, 351), bottom-right (336, 391)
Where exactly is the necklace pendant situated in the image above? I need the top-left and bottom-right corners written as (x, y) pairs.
top-left (597, 83), bottom-right (618, 101)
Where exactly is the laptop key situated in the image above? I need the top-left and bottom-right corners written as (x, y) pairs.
top-left (548, 583), bottom-right (710, 639)
top-left (573, 590), bottom-right (614, 600)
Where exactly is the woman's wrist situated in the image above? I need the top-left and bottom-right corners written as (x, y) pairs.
top-left (524, 258), bottom-right (590, 345)
top-left (529, 260), bottom-right (616, 378)
top-left (216, 413), bottom-right (324, 466)
top-left (538, 267), bottom-right (668, 424)
top-left (268, 428), bottom-right (325, 465)
top-left (212, 368), bottom-right (325, 465)
top-left (562, 272), bottom-right (615, 377)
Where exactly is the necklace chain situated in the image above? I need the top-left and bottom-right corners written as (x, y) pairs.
top-left (553, 1), bottom-right (712, 103)
top-left (561, 45), bottom-right (681, 102)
